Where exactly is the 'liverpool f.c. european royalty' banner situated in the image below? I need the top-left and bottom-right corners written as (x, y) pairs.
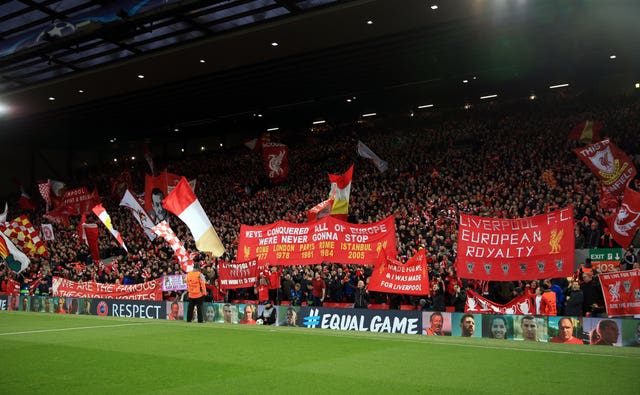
top-left (454, 207), bottom-right (574, 280)
top-left (238, 216), bottom-right (396, 266)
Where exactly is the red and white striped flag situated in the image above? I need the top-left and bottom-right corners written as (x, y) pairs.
top-left (92, 204), bottom-right (128, 253)
top-left (38, 180), bottom-right (51, 211)
top-left (162, 177), bottom-right (225, 258)
top-left (306, 199), bottom-right (334, 222)
top-left (151, 220), bottom-right (193, 272)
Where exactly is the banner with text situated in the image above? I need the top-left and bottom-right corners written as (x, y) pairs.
top-left (573, 138), bottom-right (636, 196)
top-left (218, 259), bottom-right (259, 289)
top-left (238, 216), bottom-right (396, 266)
top-left (368, 249), bottom-right (430, 295)
top-left (92, 298), bottom-right (166, 319)
top-left (455, 207), bottom-right (575, 280)
top-left (465, 289), bottom-right (535, 315)
top-left (52, 277), bottom-right (163, 300)
top-left (162, 274), bottom-right (187, 292)
top-left (298, 306), bottom-right (422, 334)
top-left (599, 269), bottom-right (640, 317)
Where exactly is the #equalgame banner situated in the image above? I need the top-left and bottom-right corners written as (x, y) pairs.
top-left (238, 215), bottom-right (396, 266)
top-left (52, 277), bottom-right (163, 300)
top-left (298, 306), bottom-right (422, 334)
top-left (599, 269), bottom-right (640, 317)
top-left (455, 207), bottom-right (575, 280)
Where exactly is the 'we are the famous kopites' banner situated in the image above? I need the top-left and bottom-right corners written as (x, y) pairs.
top-left (454, 207), bottom-right (574, 280)
top-left (238, 216), bottom-right (396, 266)
top-left (52, 277), bottom-right (163, 300)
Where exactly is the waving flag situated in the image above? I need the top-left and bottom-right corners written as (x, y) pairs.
top-left (1, 215), bottom-right (49, 258)
top-left (38, 180), bottom-right (51, 211)
top-left (306, 199), bottom-right (334, 222)
top-left (151, 221), bottom-right (194, 272)
top-left (328, 165), bottom-right (354, 220)
top-left (120, 189), bottom-right (157, 241)
top-left (368, 249), bottom-right (429, 295)
top-left (262, 142), bottom-right (289, 184)
top-left (0, 202), bottom-right (7, 223)
top-left (0, 232), bottom-right (30, 273)
top-left (568, 120), bottom-right (603, 144)
top-left (92, 204), bottom-right (128, 253)
top-left (162, 177), bottom-right (225, 258)
top-left (574, 138), bottom-right (636, 196)
top-left (357, 140), bottom-right (388, 172)
top-left (606, 186), bottom-right (640, 249)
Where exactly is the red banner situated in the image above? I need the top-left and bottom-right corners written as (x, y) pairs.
top-left (53, 187), bottom-right (101, 215)
top-left (262, 143), bottom-right (289, 184)
top-left (599, 269), bottom-right (640, 317)
top-left (605, 186), bottom-right (640, 249)
top-left (52, 277), bottom-right (163, 300)
top-left (238, 216), bottom-right (397, 266)
top-left (574, 138), bottom-right (636, 196)
top-left (218, 259), bottom-right (259, 290)
top-left (368, 249), bottom-right (429, 295)
top-left (464, 289), bottom-right (534, 315)
top-left (454, 207), bottom-right (575, 280)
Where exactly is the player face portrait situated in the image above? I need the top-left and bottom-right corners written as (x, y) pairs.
top-left (460, 315), bottom-right (475, 337)
top-left (206, 304), bottom-right (215, 322)
top-left (558, 318), bottom-right (574, 341)
top-left (430, 314), bottom-right (443, 334)
top-left (521, 317), bottom-right (538, 341)
top-left (286, 308), bottom-right (297, 326)
top-left (151, 189), bottom-right (166, 222)
top-left (223, 304), bottom-right (233, 323)
top-left (490, 317), bottom-right (507, 339)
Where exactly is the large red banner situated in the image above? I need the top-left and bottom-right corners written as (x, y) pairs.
top-left (218, 259), bottom-right (259, 290)
top-left (599, 269), bottom-right (640, 317)
top-left (238, 216), bottom-right (397, 266)
top-left (52, 277), bottom-right (163, 300)
top-left (368, 249), bottom-right (430, 295)
top-left (465, 289), bottom-right (534, 315)
top-left (574, 138), bottom-right (636, 196)
top-left (454, 207), bottom-right (574, 280)
top-left (606, 186), bottom-right (640, 249)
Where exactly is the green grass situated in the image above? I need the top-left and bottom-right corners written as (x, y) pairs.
top-left (1, 312), bottom-right (638, 394)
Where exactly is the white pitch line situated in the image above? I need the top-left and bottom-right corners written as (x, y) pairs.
top-left (0, 322), bottom-right (150, 336)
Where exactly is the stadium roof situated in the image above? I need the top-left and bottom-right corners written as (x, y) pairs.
top-left (1, 0), bottom-right (639, 148)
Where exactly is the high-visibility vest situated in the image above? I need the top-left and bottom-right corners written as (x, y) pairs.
top-left (187, 271), bottom-right (205, 298)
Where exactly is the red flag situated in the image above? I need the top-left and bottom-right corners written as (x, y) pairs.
top-left (262, 142), bottom-right (289, 184)
top-left (568, 120), bottom-right (603, 144)
top-left (368, 249), bottom-right (430, 295)
top-left (38, 180), bottom-right (51, 211)
top-left (598, 183), bottom-right (620, 211)
top-left (306, 199), bottom-right (334, 222)
top-left (455, 208), bottom-right (575, 280)
top-left (599, 269), bottom-right (640, 316)
top-left (144, 170), bottom-right (181, 223)
top-left (18, 191), bottom-right (36, 210)
top-left (574, 138), bottom-right (637, 196)
top-left (606, 186), bottom-right (640, 249)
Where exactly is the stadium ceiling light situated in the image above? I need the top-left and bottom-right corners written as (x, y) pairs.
top-left (137, 74), bottom-right (145, 79)
top-left (610, 54), bottom-right (616, 59)
top-left (0, 102), bottom-right (10, 115)
top-left (131, 156), bottom-right (135, 160)
top-left (174, 128), bottom-right (179, 132)
top-left (78, 89), bottom-right (84, 93)
top-left (48, 96), bottom-right (55, 101)
top-left (417, 104), bottom-right (434, 109)
top-left (463, 79), bottom-right (468, 83)
top-left (219, 143), bottom-right (223, 147)
top-left (480, 94), bottom-right (498, 100)
top-left (635, 82), bottom-right (640, 89)
top-left (200, 146), bottom-right (205, 151)
top-left (367, 20), bottom-right (373, 25)
top-left (529, 94), bottom-right (537, 100)
top-left (362, 112), bottom-right (376, 117)
top-left (431, 5), bottom-right (438, 10)
top-left (199, 59), bottom-right (206, 63)
top-left (271, 41), bottom-right (279, 47)
top-left (313, 120), bottom-right (326, 125)
top-left (346, 98), bottom-right (352, 102)
top-left (549, 83), bottom-right (569, 89)
top-left (267, 127), bottom-right (279, 131)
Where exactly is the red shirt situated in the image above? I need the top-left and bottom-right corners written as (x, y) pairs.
top-left (312, 278), bottom-right (326, 297)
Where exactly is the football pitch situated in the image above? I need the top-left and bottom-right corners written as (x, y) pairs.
top-left (1, 312), bottom-right (638, 395)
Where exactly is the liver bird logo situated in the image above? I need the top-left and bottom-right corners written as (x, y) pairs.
top-left (549, 229), bottom-right (563, 254)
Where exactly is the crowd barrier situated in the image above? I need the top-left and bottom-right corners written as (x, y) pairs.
top-left (2, 294), bottom-right (639, 347)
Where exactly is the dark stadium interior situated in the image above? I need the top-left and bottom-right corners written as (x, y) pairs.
top-left (2, 0), bottom-right (639, 151)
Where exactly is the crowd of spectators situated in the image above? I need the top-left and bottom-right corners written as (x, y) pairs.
top-left (1, 93), bottom-right (640, 318)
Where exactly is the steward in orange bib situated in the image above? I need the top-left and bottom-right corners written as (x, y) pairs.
top-left (186, 262), bottom-right (207, 323)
